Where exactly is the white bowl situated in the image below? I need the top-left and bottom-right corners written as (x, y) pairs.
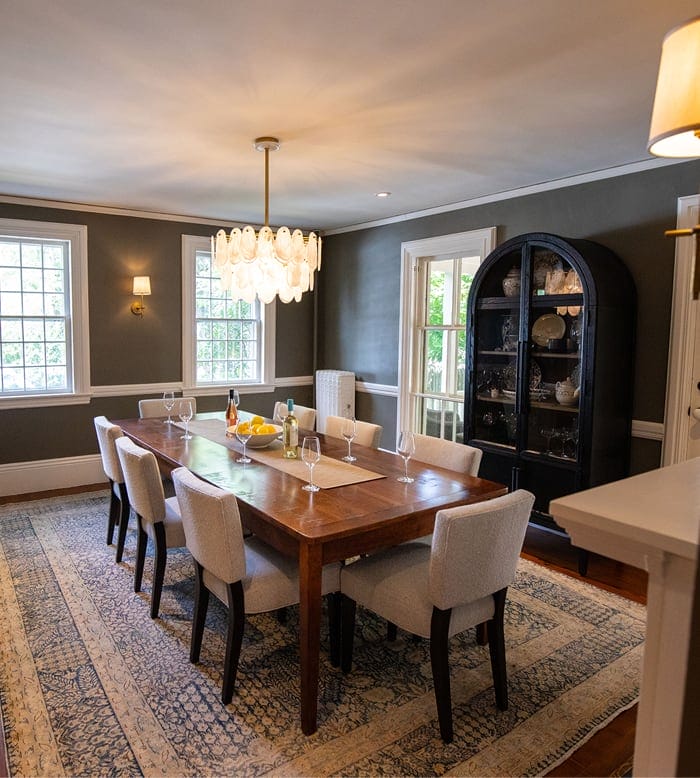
top-left (227, 423), bottom-right (283, 448)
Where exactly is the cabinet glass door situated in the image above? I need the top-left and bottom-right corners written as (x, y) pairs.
top-left (525, 249), bottom-right (584, 462)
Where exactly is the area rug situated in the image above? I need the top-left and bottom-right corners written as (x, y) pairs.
top-left (0, 491), bottom-right (645, 777)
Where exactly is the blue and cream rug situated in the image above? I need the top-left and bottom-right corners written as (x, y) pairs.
top-left (0, 491), bottom-right (645, 777)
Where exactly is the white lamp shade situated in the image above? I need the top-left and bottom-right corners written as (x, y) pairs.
top-left (648, 16), bottom-right (700, 157)
top-left (132, 276), bottom-right (151, 296)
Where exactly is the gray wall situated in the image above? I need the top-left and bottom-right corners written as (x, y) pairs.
top-left (317, 160), bottom-right (700, 470)
top-left (0, 202), bottom-right (315, 465)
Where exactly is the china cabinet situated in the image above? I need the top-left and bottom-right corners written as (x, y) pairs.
top-left (464, 233), bottom-right (636, 570)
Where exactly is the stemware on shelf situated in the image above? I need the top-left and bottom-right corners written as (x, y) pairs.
top-left (162, 391), bottom-right (175, 425)
top-left (341, 417), bottom-right (357, 462)
top-left (178, 399), bottom-right (194, 440)
top-left (301, 436), bottom-right (321, 492)
top-left (235, 426), bottom-right (252, 464)
top-left (397, 430), bottom-right (416, 483)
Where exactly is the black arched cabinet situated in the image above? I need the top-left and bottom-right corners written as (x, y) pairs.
top-left (465, 233), bottom-right (636, 559)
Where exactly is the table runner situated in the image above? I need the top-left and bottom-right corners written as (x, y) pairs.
top-left (180, 418), bottom-right (385, 489)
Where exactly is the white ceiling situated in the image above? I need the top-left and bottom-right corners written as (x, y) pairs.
top-left (0, 0), bottom-right (697, 231)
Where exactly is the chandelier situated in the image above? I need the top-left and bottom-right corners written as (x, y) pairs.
top-left (211, 137), bottom-right (321, 304)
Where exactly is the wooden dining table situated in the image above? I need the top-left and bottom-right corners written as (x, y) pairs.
top-left (116, 412), bottom-right (508, 735)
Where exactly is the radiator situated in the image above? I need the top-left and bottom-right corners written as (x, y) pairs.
top-left (315, 370), bottom-right (355, 433)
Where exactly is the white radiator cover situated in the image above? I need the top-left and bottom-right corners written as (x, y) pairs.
top-left (315, 370), bottom-right (355, 432)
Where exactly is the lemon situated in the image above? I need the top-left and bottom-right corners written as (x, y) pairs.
top-left (251, 415), bottom-right (264, 426)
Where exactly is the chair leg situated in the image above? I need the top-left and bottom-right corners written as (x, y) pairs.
top-left (430, 606), bottom-right (454, 743)
top-left (107, 479), bottom-right (119, 545)
top-left (134, 516), bottom-right (148, 593)
top-left (476, 621), bottom-right (488, 645)
top-left (387, 621), bottom-right (398, 642)
top-left (276, 607), bottom-right (288, 624)
top-left (328, 592), bottom-right (341, 668)
top-left (340, 594), bottom-right (357, 674)
top-left (222, 580), bottom-right (245, 705)
top-left (488, 588), bottom-right (509, 710)
top-left (115, 483), bottom-right (130, 563)
top-left (190, 560), bottom-right (209, 664)
top-left (150, 522), bottom-right (167, 619)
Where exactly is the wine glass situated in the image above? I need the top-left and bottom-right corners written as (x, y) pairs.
top-left (162, 391), bottom-right (175, 425)
top-left (301, 436), bottom-right (321, 492)
top-left (397, 431), bottom-right (415, 483)
top-left (540, 426), bottom-right (554, 455)
top-left (178, 399), bottom-right (194, 440)
top-left (232, 389), bottom-right (240, 409)
top-left (341, 417), bottom-right (357, 462)
top-left (235, 426), bottom-right (252, 464)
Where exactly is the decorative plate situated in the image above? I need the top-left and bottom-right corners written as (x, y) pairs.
top-left (533, 251), bottom-right (563, 291)
top-left (531, 314), bottom-right (566, 347)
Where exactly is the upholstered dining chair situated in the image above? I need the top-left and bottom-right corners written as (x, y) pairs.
top-left (340, 489), bottom-right (535, 742)
top-left (115, 436), bottom-right (185, 619)
top-left (324, 415), bottom-right (383, 448)
top-left (93, 416), bottom-right (131, 563)
top-left (138, 396), bottom-right (197, 418)
top-left (272, 401), bottom-right (316, 430)
top-left (171, 467), bottom-right (341, 704)
top-left (413, 433), bottom-right (482, 476)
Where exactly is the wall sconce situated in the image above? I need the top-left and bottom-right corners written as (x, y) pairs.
top-left (648, 16), bottom-right (700, 298)
top-left (131, 275), bottom-right (151, 316)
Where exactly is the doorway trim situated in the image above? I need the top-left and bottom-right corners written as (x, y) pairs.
top-left (662, 193), bottom-right (700, 466)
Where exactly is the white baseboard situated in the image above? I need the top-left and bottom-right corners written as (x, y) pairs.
top-left (0, 455), bottom-right (105, 497)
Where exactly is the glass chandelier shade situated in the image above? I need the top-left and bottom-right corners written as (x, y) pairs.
top-left (211, 138), bottom-right (321, 304)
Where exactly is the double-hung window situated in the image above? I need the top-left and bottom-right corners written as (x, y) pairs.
top-left (0, 219), bottom-right (89, 407)
top-left (181, 235), bottom-right (275, 394)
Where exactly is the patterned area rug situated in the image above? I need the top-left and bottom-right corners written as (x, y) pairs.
top-left (0, 491), bottom-right (645, 777)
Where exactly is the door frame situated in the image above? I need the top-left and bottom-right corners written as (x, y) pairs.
top-left (662, 193), bottom-right (700, 465)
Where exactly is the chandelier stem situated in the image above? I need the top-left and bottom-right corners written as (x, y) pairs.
top-left (264, 145), bottom-right (270, 227)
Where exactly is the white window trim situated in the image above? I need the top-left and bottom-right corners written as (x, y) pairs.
top-left (397, 227), bottom-right (496, 441)
top-left (181, 235), bottom-right (276, 396)
top-left (0, 218), bottom-right (90, 409)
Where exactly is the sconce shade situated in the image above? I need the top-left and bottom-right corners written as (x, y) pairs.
top-left (132, 276), bottom-right (152, 296)
top-left (648, 16), bottom-right (700, 157)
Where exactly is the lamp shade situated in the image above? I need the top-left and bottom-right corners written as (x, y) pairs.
top-left (648, 16), bottom-right (700, 157)
top-left (132, 276), bottom-right (151, 296)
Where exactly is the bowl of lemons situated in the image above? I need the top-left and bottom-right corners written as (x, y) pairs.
top-left (228, 415), bottom-right (283, 448)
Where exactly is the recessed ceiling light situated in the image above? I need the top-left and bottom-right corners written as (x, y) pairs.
top-left (375, 191), bottom-right (391, 198)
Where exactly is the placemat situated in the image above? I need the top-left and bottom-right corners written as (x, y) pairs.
top-left (180, 418), bottom-right (385, 489)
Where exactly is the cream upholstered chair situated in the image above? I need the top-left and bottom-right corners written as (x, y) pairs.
top-left (340, 489), bottom-right (535, 742)
top-left (171, 467), bottom-right (341, 704)
top-left (115, 436), bottom-right (185, 619)
top-left (413, 433), bottom-right (482, 475)
top-left (273, 401), bottom-right (316, 430)
top-left (325, 415), bottom-right (383, 448)
top-left (93, 416), bottom-right (131, 563)
top-left (138, 396), bottom-right (197, 418)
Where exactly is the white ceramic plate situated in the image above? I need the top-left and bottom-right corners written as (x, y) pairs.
top-left (531, 314), bottom-right (566, 347)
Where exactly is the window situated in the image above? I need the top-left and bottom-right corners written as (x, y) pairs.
top-left (0, 219), bottom-right (89, 407)
top-left (182, 236), bottom-right (275, 395)
top-left (399, 228), bottom-right (496, 441)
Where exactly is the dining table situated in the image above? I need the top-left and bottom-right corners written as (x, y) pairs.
top-left (115, 411), bottom-right (508, 735)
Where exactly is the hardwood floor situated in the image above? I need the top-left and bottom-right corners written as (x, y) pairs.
top-left (0, 488), bottom-right (647, 777)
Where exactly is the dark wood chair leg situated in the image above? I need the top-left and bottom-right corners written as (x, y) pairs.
top-left (134, 516), bottom-right (148, 593)
top-left (487, 588), bottom-right (508, 710)
top-left (107, 479), bottom-right (119, 545)
top-left (430, 606), bottom-right (454, 743)
top-left (387, 621), bottom-right (398, 642)
top-left (115, 483), bottom-right (130, 563)
top-left (276, 607), bottom-right (288, 624)
top-left (190, 560), bottom-right (209, 664)
top-left (328, 592), bottom-right (341, 668)
top-left (476, 621), bottom-right (488, 645)
top-left (577, 548), bottom-right (589, 576)
top-left (340, 594), bottom-right (357, 674)
top-left (222, 581), bottom-right (245, 705)
top-left (150, 522), bottom-right (167, 619)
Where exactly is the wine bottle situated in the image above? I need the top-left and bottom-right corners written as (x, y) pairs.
top-left (225, 388), bottom-right (238, 436)
top-left (282, 398), bottom-right (298, 459)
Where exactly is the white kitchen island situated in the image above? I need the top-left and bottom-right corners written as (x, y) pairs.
top-left (549, 457), bottom-right (700, 777)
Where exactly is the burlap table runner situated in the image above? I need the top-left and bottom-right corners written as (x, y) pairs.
top-left (180, 418), bottom-right (385, 489)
